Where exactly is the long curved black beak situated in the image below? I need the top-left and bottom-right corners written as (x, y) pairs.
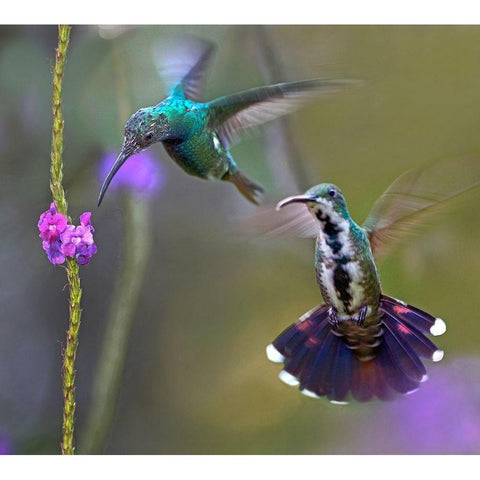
top-left (276, 194), bottom-right (317, 211)
top-left (97, 144), bottom-right (136, 206)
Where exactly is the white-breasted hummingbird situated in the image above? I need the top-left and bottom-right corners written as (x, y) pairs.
top-left (262, 157), bottom-right (480, 403)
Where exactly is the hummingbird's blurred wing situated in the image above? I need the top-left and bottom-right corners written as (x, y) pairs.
top-left (208, 78), bottom-right (358, 147)
top-left (363, 156), bottom-right (480, 259)
top-left (152, 36), bottom-right (216, 101)
top-left (236, 202), bottom-right (318, 238)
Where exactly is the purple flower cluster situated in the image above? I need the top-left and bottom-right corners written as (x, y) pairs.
top-left (38, 203), bottom-right (97, 266)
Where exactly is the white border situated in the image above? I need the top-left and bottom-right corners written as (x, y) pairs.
top-left (3, 1), bottom-right (480, 25)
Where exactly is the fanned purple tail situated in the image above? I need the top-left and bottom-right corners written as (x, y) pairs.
top-left (266, 295), bottom-right (446, 403)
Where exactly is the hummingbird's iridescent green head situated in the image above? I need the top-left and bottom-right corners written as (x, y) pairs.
top-left (277, 183), bottom-right (350, 221)
top-left (124, 107), bottom-right (170, 150)
top-left (98, 107), bottom-right (169, 205)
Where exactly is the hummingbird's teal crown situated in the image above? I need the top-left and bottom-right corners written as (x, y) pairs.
top-left (124, 107), bottom-right (169, 150)
top-left (305, 183), bottom-right (349, 219)
top-left (277, 183), bottom-right (349, 220)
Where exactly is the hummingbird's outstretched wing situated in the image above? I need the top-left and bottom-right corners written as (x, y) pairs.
top-left (152, 36), bottom-right (216, 101)
top-left (208, 78), bottom-right (358, 147)
top-left (363, 156), bottom-right (480, 259)
top-left (236, 201), bottom-right (318, 238)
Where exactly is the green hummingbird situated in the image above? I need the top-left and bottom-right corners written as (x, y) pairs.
top-left (98, 39), bottom-right (355, 206)
top-left (262, 157), bottom-right (480, 403)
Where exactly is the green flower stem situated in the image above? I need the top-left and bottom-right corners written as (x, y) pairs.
top-left (50, 25), bottom-right (71, 218)
top-left (47, 24), bottom-right (81, 455)
top-left (80, 195), bottom-right (151, 454)
top-left (62, 257), bottom-right (82, 455)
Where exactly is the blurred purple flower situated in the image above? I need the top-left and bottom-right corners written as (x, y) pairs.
top-left (0, 431), bottom-right (13, 455)
top-left (348, 357), bottom-right (480, 454)
top-left (38, 204), bottom-right (97, 266)
top-left (98, 150), bottom-right (165, 197)
top-left (392, 357), bottom-right (480, 454)
top-left (37, 202), bottom-right (68, 244)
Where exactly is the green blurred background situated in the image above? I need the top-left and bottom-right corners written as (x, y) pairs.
top-left (1, 25), bottom-right (480, 454)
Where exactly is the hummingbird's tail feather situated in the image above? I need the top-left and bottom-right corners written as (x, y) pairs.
top-left (379, 295), bottom-right (445, 362)
top-left (350, 358), bottom-right (395, 402)
top-left (267, 298), bottom-right (445, 403)
top-left (223, 170), bottom-right (264, 205)
top-left (267, 304), bottom-right (357, 403)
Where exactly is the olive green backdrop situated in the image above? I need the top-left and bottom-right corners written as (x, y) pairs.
top-left (1, 25), bottom-right (479, 454)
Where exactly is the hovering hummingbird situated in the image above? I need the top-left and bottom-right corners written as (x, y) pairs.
top-left (98, 39), bottom-right (355, 206)
top-left (262, 157), bottom-right (480, 403)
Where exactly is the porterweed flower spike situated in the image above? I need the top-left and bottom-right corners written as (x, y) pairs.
top-left (45, 24), bottom-right (88, 456)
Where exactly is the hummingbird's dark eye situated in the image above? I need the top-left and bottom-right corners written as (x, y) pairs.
top-left (145, 132), bottom-right (153, 141)
top-left (328, 188), bottom-right (337, 198)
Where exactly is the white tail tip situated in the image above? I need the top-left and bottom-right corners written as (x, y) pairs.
top-left (300, 388), bottom-right (320, 399)
top-left (405, 388), bottom-right (420, 396)
top-left (279, 370), bottom-right (300, 386)
top-left (430, 318), bottom-right (446, 336)
top-left (266, 344), bottom-right (285, 363)
top-left (432, 349), bottom-right (445, 362)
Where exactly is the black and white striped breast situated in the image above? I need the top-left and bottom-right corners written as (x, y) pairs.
top-left (314, 208), bottom-right (367, 318)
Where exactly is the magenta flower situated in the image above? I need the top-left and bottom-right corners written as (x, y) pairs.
top-left (97, 150), bottom-right (165, 197)
top-left (79, 211), bottom-right (94, 231)
top-left (76, 243), bottom-right (98, 265)
top-left (60, 225), bottom-right (94, 257)
top-left (42, 240), bottom-right (66, 265)
top-left (37, 202), bottom-right (68, 243)
top-left (38, 203), bottom-right (97, 266)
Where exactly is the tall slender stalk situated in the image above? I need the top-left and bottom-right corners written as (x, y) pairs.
top-left (50, 25), bottom-right (71, 219)
top-left (61, 257), bottom-right (82, 455)
top-left (48, 24), bottom-right (81, 455)
top-left (80, 195), bottom-right (151, 453)
top-left (79, 40), bottom-right (153, 453)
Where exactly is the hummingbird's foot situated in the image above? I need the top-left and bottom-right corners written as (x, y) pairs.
top-left (355, 306), bottom-right (368, 326)
top-left (328, 307), bottom-right (339, 327)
